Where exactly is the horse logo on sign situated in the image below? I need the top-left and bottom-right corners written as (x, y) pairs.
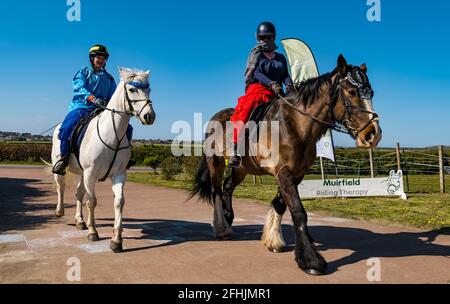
top-left (382, 170), bottom-right (403, 195)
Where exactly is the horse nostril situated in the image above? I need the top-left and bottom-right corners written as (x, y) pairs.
top-left (365, 131), bottom-right (375, 143)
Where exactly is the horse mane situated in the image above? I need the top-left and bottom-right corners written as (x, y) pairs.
top-left (120, 67), bottom-right (146, 76)
top-left (120, 68), bottom-right (150, 84)
top-left (287, 69), bottom-right (336, 106)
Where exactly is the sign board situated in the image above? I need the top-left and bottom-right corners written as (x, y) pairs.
top-left (298, 170), bottom-right (407, 200)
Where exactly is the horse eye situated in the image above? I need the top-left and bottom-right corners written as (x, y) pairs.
top-left (348, 89), bottom-right (357, 97)
top-left (129, 88), bottom-right (137, 93)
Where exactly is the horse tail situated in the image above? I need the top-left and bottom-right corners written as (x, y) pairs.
top-left (40, 157), bottom-right (76, 189)
top-left (40, 157), bottom-right (52, 167)
top-left (188, 156), bottom-right (213, 204)
top-left (40, 157), bottom-right (56, 178)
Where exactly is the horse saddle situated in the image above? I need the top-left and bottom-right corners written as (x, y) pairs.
top-left (247, 100), bottom-right (276, 141)
top-left (69, 109), bottom-right (104, 166)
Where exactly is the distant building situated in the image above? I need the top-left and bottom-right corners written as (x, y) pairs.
top-left (0, 131), bottom-right (51, 142)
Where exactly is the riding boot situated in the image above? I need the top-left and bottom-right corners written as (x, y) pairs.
top-left (228, 144), bottom-right (242, 168)
top-left (52, 154), bottom-right (70, 176)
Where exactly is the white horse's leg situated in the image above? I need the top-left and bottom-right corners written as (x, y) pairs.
top-left (75, 176), bottom-right (87, 230)
top-left (54, 174), bottom-right (65, 217)
top-left (84, 172), bottom-right (99, 241)
top-left (110, 173), bottom-right (126, 253)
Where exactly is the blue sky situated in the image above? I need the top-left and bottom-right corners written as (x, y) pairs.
top-left (0, 0), bottom-right (448, 147)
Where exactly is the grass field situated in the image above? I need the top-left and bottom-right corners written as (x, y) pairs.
top-left (128, 172), bottom-right (450, 231)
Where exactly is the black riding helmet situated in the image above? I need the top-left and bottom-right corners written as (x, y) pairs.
top-left (256, 22), bottom-right (276, 40)
top-left (89, 44), bottom-right (109, 60)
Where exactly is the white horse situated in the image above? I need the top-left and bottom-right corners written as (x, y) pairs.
top-left (50, 67), bottom-right (155, 252)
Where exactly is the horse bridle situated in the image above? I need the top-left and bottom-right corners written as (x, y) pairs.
top-left (279, 70), bottom-right (379, 137)
top-left (95, 80), bottom-right (152, 181)
top-left (123, 81), bottom-right (153, 117)
top-left (336, 72), bottom-right (379, 137)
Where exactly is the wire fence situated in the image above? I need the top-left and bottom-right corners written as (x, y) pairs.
top-left (1, 141), bottom-right (448, 194)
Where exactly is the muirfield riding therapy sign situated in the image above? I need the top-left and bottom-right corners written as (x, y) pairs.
top-left (298, 170), bottom-right (407, 200)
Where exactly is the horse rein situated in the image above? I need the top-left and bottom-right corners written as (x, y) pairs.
top-left (95, 81), bottom-right (152, 181)
top-left (278, 71), bottom-right (379, 137)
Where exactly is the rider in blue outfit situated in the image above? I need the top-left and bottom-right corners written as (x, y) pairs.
top-left (52, 44), bottom-right (134, 175)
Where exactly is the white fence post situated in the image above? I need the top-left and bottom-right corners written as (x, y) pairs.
top-left (439, 146), bottom-right (445, 194)
top-left (369, 148), bottom-right (374, 178)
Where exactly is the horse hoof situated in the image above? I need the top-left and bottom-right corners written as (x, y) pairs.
top-left (88, 233), bottom-right (99, 242)
top-left (76, 222), bottom-right (87, 230)
top-left (110, 241), bottom-right (123, 253)
top-left (217, 234), bottom-right (233, 241)
top-left (304, 268), bottom-right (325, 276)
top-left (55, 210), bottom-right (64, 217)
top-left (271, 248), bottom-right (284, 253)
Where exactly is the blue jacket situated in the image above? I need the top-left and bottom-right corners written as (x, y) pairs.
top-left (69, 67), bottom-right (117, 112)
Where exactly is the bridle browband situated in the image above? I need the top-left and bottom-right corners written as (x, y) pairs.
top-left (278, 68), bottom-right (379, 137)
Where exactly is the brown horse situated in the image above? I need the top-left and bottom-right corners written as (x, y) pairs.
top-left (189, 55), bottom-right (382, 275)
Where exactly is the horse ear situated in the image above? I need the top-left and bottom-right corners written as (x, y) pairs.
top-left (118, 67), bottom-right (130, 80)
top-left (360, 63), bottom-right (368, 74)
top-left (144, 70), bottom-right (151, 77)
top-left (337, 54), bottom-right (348, 75)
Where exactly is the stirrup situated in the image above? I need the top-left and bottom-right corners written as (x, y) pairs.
top-left (228, 155), bottom-right (242, 168)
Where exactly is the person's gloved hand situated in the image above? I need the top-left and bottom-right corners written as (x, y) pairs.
top-left (270, 81), bottom-right (283, 95)
top-left (285, 84), bottom-right (295, 95)
top-left (87, 95), bottom-right (107, 107)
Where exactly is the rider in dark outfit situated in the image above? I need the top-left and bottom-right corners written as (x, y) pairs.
top-left (229, 22), bottom-right (293, 168)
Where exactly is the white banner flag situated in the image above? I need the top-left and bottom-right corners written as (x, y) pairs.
top-left (281, 38), bottom-right (319, 82)
top-left (316, 129), bottom-right (335, 162)
top-left (281, 38), bottom-right (335, 162)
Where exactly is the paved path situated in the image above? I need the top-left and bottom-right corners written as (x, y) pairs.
top-left (0, 167), bottom-right (449, 283)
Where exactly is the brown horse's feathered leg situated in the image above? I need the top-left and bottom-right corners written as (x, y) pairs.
top-left (209, 156), bottom-right (233, 240)
top-left (222, 169), bottom-right (247, 226)
top-left (262, 191), bottom-right (287, 252)
top-left (277, 167), bottom-right (327, 275)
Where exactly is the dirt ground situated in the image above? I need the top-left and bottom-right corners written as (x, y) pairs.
top-left (0, 166), bottom-right (449, 283)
